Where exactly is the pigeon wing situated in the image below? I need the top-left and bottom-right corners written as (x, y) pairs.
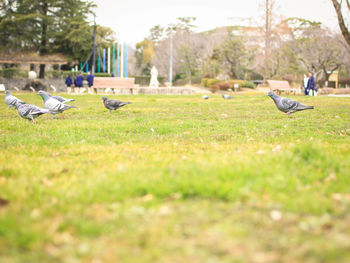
top-left (280, 97), bottom-right (299, 112)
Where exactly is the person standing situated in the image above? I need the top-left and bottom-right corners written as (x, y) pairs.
top-left (86, 71), bottom-right (94, 94)
top-left (74, 72), bottom-right (84, 94)
top-left (303, 74), bottom-right (309, 95)
top-left (65, 74), bottom-right (73, 94)
top-left (307, 72), bottom-right (316, 96)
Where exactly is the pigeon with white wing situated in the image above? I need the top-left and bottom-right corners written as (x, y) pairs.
top-left (4, 90), bottom-right (26, 109)
top-left (38, 90), bottom-right (76, 118)
top-left (16, 102), bottom-right (50, 123)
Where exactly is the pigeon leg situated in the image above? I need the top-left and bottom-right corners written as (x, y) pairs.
top-left (32, 119), bottom-right (36, 124)
top-left (61, 113), bottom-right (65, 119)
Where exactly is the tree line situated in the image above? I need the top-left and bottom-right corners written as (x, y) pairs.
top-left (134, 0), bottom-right (350, 86)
top-left (0, 0), bottom-right (115, 78)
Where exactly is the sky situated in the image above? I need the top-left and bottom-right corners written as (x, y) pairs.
top-left (93, 0), bottom-right (340, 45)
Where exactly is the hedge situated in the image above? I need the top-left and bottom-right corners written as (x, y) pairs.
top-left (202, 78), bottom-right (256, 92)
top-left (0, 68), bottom-right (27, 79)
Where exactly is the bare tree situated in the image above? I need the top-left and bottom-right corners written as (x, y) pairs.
top-left (331, 0), bottom-right (350, 48)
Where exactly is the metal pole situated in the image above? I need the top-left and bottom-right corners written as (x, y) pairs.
top-left (117, 42), bottom-right (120, 77)
top-left (107, 47), bottom-right (111, 74)
top-left (112, 43), bottom-right (116, 76)
top-left (103, 49), bottom-right (106, 73)
top-left (169, 25), bottom-right (173, 86)
top-left (120, 43), bottom-right (124, 78)
top-left (124, 43), bottom-right (128, 78)
top-left (92, 15), bottom-right (97, 74)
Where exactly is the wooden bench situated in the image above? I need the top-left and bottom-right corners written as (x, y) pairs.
top-left (92, 77), bottom-right (135, 94)
top-left (267, 80), bottom-right (297, 95)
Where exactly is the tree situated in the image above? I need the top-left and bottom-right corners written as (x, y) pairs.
top-left (0, 0), bottom-right (97, 78)
top-left (331, 0), bottom-right (350, 48)
top-left (296, 26), bottom-right (346, 82)
top-left (215, 31), bottom-right (249, 79)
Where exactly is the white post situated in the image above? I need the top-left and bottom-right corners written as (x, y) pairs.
top-left (107, 47), bottom-right (111, 74)
top-left (120, 43), bottom-right (124, 78)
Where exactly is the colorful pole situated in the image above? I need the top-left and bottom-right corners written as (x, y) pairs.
top-left (98, 56), bottom-right (101, 73)
top-left (117, 42), bottom-right (120, 77)
top-left (120, 43), bottom-right (124, 78)
top-left (80, 62), bottom-right (83, 72)
top-left (112, 43), bottom-right (116, 77)
top-left (124, 43), bottom-right (128, 78)
top-left (86, 60), bottom-right (89, 73)
top-left (103, 49), bottom-right (106, 73)
top-left (107, 47), bottom-right (111, 74)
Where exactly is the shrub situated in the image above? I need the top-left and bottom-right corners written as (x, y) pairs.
top-left (240, 80), bottom-right (255, 89)
top-left (201, 78), bottom-right (221, 88)
top-left (0, 68), bottom-right (27, 78)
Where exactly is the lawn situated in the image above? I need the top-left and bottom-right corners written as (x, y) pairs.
top-left (1, 93), bottom-right (350, 263)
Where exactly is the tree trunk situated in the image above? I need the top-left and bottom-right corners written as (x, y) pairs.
top-left (264, 0), bottom-right (271, 80)
top-left (38, 1), bottom-right (48, 79)
top-left (331, 0), bottom-right (350, 48)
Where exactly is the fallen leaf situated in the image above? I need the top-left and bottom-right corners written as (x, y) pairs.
top-left (0, 198), bottom-right (9, 208)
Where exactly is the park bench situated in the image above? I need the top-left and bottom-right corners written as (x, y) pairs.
top-left (92, 77), bottom-right (135, 94)
top-left (267, 80), bottom-right (297, 95)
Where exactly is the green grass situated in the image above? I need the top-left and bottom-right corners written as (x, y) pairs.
top-left (1, 93), bottom-right (350, 262)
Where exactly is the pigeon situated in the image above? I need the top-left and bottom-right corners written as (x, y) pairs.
top-left (4, 90), bottom-right (26, 109)
top-left (202, 95), bottom-right (209, 100)
top-left (50, 95), bottom-right (75, 103)
top-left (102, 96), bottom-right (131, 113)
top-left (222, 94), bottom-right (233, 99)
top-left (38, 90), bottom-right (76, 118)
top-left (267, 91), bottom-right (314, 116)
top-left (16, 103), bottom-right (50, 123)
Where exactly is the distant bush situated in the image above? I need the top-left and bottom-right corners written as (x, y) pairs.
top-left (46, 70), bottom-right (62, 79)
top-left (0, 68), bottom-right (27, 78)
top-left (339, 78), bottom-right (350, 88)
top-left (201, 78), bottom-right (221, 88)
top-left (205, 78), bottom-right (255, 92)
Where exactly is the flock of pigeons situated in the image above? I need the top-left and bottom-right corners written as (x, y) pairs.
top-left (4, 89), bottom-right (314, 123)
top-left (4, 90), bottom-right (131, 123)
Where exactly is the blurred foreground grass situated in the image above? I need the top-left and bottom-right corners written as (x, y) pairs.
top-left (1, 93), bottom-right (350, 262)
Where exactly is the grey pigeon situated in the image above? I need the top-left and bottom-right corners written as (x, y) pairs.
top-left (102, 96), bottom-right (131, 113)
top-left (38, 90), bottom-right (76, 118)
top-left (267, 91), bottom-right (314, 116)
top-left (222, 94), bottom-right (233, 99)
top-left (4, 90), bottom-right (26, 109)
top-left (202, 95), bottom-right (209, 100)
top-left (50, 95), bottom-right (75, 103)
top-left (16, 103), bottom-right (50, 123)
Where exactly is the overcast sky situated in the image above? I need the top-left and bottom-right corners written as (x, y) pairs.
top-left (93, 0), bottom-right (340, 45)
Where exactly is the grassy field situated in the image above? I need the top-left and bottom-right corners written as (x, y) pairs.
top-left (1, 93), bottom-right (350, 263)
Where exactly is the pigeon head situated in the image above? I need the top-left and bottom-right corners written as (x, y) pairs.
top-left (5, 90), bottom-right (10, 96)
top-left (101, 96), bottom-right (107, 101)
top-left (267, 91), bottom-right (275, 97)
top-left (37, 90), bottom-right (49, 101)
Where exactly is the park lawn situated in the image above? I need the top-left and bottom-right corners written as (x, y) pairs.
top-left (0, 93), bottom-right (350, 263)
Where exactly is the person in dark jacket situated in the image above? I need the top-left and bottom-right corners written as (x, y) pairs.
top-left (86, 72), bottom-right (94, 94)
top-left (65, 74), bottom-right (73, 94)
top-left (307, 72), bottom-right (316, 96)
top-left (74, 72), bottom-right (84, 94)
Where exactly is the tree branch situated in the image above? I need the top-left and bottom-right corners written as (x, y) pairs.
top-left (331, 0), bottom-right (350, 47)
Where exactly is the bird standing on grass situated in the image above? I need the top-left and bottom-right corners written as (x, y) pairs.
top-left (38, 90), bottom-right (76, 118)
top-left (267, 91), bottom-right (314, 117)
top-left (222, 94), bottom-right (233, 99)
top-left (102, 96), bottom-right (131, 113)
top-left (4, 90), bottom-right (26, 109)
top-left (16, 102), bottom-right (50, 124)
